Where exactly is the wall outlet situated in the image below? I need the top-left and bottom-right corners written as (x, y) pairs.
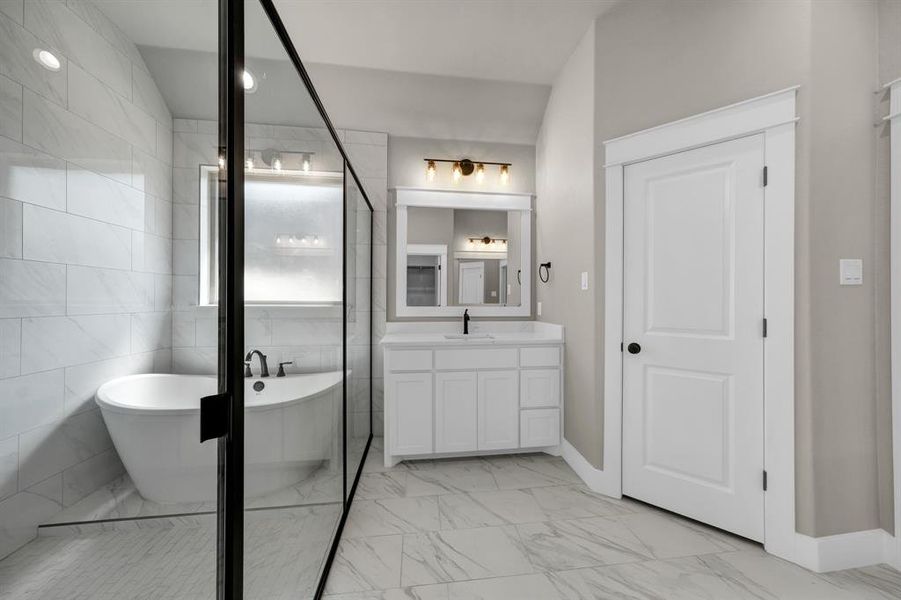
top-left (839, 259), bottom-right (863, 286)
top-left (581, 271), bottom-right (589, 290)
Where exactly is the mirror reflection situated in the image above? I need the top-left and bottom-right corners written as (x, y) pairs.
top-left (406, 207), bottom-right (523, 307)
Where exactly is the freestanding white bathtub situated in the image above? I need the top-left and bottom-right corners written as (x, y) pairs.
top-left (96, 372), bottom-right (342, 504)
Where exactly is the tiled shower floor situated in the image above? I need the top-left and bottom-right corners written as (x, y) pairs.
top-left (1, 438), bottom-right (900, 599)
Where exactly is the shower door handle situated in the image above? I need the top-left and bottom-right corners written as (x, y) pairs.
top-left (200, 392), bottom-right (229, 442)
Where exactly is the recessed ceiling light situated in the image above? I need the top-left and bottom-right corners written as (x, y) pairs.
top-left (33, 48), bottom-right (61, 72)
top-left (242, 69), bottom-right (257, 93)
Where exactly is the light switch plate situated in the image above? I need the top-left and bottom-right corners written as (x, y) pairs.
top-left (581, 271), bottom-right (589, 290)
top-left (839, 259), bottom-right (863, 286)
top-left (537, 301), bottom-right (542, 317)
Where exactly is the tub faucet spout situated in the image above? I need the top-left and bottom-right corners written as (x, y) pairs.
top-left (244, 350), bottom-right (270, 378)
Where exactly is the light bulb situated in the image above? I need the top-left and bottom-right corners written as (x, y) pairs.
top-left (242, 69), bottom-right (257, 92)
top-left (245, 158), bottom-right (253, 170)
top-left (276, 235), bottom-right (281, 243)
top-left (313, 236), bottom-right (320, 245)
top-left (499, 164), bottom-right (510, 185)
top-left (302, 154), bottom-right (311, 172)
top-left (33, 49), bottom-right (61, 71)
top-left (272, 158), bottom-right (282, 171)
top-left (475, 163), bottom-right (485, 183)
top-left (426, 160), bottom-right (437, 182)
top-left (452, 162), bottom-right (462, 182)
top-left (218, 155), bottom-right (225, 168)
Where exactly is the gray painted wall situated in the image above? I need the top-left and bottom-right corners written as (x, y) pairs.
top-left (538, 0), bottom-right (894, 537)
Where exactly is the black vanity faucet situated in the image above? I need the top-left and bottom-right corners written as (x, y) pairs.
top-left (463, 309), bottom-right (470, 335)
top-left (244, 349), bottom-right (270, 378)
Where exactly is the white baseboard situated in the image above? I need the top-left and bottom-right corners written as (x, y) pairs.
top-left (793, 529), bottom-right (897, 573)
top-left (560, 438), bottom-right (621, 497)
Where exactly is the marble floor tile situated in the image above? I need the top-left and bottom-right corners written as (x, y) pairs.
top-left (485, 458), bottom-right (576, 490)
top-left (518, 516), bottom-right (653, 571)
top-left (446, 573), bottom-right (562, 600)
top-left (325, 534), bottom-right (403, 594)
top-left (530, 485), bottom-right (639, 520)
top-left (820, 564), bottom-right (901, 599)
top-left (323, 584), bottom-right (449, 600)
top-left (438, 489), bottom-right (546, 529)
top-left (355, 472), bottom-right (408, 500)
top-left (405, 462), bottom-right (498, 496)
top-left (401, 526), bottom-right (533, 586)
top-left (617, 511), bottom-right (745, 559)
top-left (344, 497), bottom-right (440, 538)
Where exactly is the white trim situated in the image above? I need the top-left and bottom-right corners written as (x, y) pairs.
top-left (601, 88), bottom-right (800, 565)
top-left (888, 78), bottom-right (901, 572)
top-left (560, 438), bottom-right (621, 497)
top-left (394, 188), bottom-right (532, 318)
top-left (794, 530), bottom-right (896, 573)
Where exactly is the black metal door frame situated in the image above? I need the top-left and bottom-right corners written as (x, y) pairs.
top-left (212, 2), bottom-right (375, 598)
top-left (217, 0), bottom-right (244, 597)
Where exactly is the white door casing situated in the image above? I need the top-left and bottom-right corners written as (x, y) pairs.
top-left (622, 134), bottom-right (766, 542)
top-left (459, 261), bottom-right (485, 304)
top-left (601, 87), bottom-right (797, 564)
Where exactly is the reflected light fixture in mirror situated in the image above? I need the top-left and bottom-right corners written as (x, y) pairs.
top-left (476, 163), bottom-right (485, 182)
top-left (500, 164), bottom-right (510, 185)
top-left (452, 161), bottom-right (463, 182)
top-left (426, 160), bottom-right (437, 182)
top-left (33, 48), bottom-right (61, 71)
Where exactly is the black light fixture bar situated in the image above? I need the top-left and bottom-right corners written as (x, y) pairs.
top-left (424, 158), bottom-right (511, 167)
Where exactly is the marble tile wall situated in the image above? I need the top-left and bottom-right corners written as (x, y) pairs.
top-left (0, 0), bottom-right (173, 559)
top-left (170, 121), bottom-right (387, 438)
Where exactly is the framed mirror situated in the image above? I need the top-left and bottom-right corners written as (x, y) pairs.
top-left (395, 188), bottom-right (532, 317)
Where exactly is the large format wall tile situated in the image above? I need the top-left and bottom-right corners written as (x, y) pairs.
top-left (0, 319), bottom-right (20, 378)
top-left (0, 1), bottom-right (23, 25)
top-left (131, 231), bottom-right (172, 274)
top-left (23, 90), bottom-right (131, 183)
top-left (18, 407), bottom-right (113, 489)
top-left (0, 369), bottom-right (64, 438)
top-left (64, 0), bottom-right (148, 71)
top-left (61, 448), bottom-right (123, 507)
top-left (0, 482), bottom-right (62, 558)
top-left (0, 12), bottom-right (66, 106)
top-left (0, 436), bottom-right (16, 501)
top-left (20, 314), bottom-right (132, 373)
top-left (133, 148), bottom-right (172, 201)
top-left (0, 74), bottom-right (21, 141)
top-left (67, 165), bottom-right (144, 230)
top-left (63, 353), bottom-right (154, 417)
top-left (0, 197), bottom-right (21, 259)
top-left (131, 64), bottom-right (171, 126)
top-left (67, 63), bottom-right (156, 154)
top-left (131, 312), bottom-right (172, 353)
top-left (0, 258), bottom-right (66, 317)
top-left (66, 265), bottom-right (154, 315)
top-left (23, 204), bottom-right (132, 270)
top-left (0, 135), bottom-right (66, 211)
top-left (24, 0), bottom-right (131, 98)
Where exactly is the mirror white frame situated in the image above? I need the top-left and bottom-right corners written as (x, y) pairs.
top-left (394, 187), bottom-right (532, 317)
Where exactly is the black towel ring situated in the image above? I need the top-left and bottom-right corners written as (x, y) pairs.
top-left (517, 269), bottom-right (521, 284)
top-left (539, 262), bottom-right (552, 283)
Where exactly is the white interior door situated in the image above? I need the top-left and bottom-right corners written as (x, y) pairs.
top-left (459, 261), bottom-right (485, 304)
top-left (622, 134), bottom-right (766, 542)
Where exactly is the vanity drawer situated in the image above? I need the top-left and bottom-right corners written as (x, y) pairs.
top-left (520, 346), bottom-right (561, 368)
top-left (520, 408), bottom-right (560, 448)
top-left (520, 369), bottom-right (560, 408)
top-left (435, 348), bottom-right (517, 371)
top-left (387, 349), bottom-right (433, 372)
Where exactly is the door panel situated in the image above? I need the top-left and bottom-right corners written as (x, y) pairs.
top-left (435, 371), bottom-right (478, 452)
top-left (477, 370), bottom-right (519, 450)
top-left (623, 134), bottom-right (765, 542)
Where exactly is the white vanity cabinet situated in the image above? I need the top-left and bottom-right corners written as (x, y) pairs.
top-left (382, 325), bottom-right (564, 467)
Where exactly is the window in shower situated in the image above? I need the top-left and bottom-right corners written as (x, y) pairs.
top-left (199, 167), bottom-right (344, 305)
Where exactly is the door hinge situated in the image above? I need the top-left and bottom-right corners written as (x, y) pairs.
top-left (762, 318), bottom-right (768, 338)
top-left (763, 470), bottom-right (768, 491)
top-left (763, 166), bottom-right (769, 187)
top-left (200, 392), bottom-right (229, 442)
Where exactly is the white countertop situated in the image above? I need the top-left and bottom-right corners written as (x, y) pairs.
top-left (380, 321), bottom-right (564, 347)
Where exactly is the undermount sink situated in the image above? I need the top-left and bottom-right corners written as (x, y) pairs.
top-left (443, 333), bottom-right (494, 340)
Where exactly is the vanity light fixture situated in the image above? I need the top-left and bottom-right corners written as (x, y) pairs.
top-left (33, 48), bottom-right (61, 71)
top-left (423, 158), bottom-right (511, 185)
top-left (469, 236), bottom-right (508, 249)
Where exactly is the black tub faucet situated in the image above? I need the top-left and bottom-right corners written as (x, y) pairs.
top-left (244, 349), bottom-right (270, 378)
top-left (463, 309), bottom-right (470, 335)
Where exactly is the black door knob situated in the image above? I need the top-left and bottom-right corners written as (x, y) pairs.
top-left (627, 342), bottom-right (641, 355)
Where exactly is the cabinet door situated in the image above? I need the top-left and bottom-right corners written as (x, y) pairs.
top-left (388, 372), bottom-right (433, 455)
top-left (478, 370), bottom-right (519, 450)
top-left (520, 408), bottom-right (560, 448)
top-left (435, 371), bottom-right (478, 453)
top-left (520, 369), bottom-right (561, 408)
